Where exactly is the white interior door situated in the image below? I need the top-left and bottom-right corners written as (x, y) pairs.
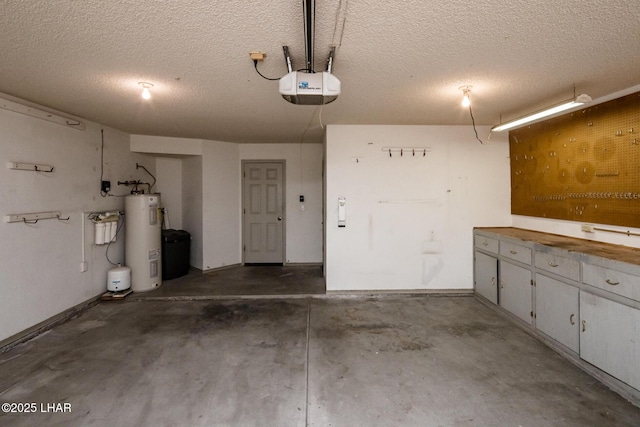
top-left (243, 161), bottom-right (284, 264)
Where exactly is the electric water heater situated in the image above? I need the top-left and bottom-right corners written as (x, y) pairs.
top-left (125, 194), bottom-right (162, 292)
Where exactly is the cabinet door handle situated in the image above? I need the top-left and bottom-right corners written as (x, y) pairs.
top-left (582, 320), bottom-right (586, 332)
top-left (491, 277), bottom-right (495, 285)
top-left (500, 280), bottom-right (504, 289)
top-left (510, 250), bottom-right (517, 254)
top-left (605, 279), bottom-right (620, 286)
top-left (548, 261), bottom-right (558, 267)
top-left (569, 314), bottom-right (575, 325)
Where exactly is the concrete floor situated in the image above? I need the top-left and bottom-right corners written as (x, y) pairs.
top-left (2, 293), bottom-right (640, 426)
top-left (135, 265), bottom-right (326, 299)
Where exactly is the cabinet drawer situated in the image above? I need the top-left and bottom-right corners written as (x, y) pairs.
top-left (500, 241), bottom-right (532, 265)
top-left (475, 235), bottom-right (499, 254)
top-left (583, 263), bottom-right (640, 303)
top-left (535, 251), bottom-right (580, 282)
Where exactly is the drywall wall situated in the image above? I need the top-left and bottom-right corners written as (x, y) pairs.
top-left (182, 155), bottom-right (203, 269)
top-left (201, 141), bottom-right (241, 270)
top-left (325, 125), bottom-right (511, 291)
top-left (130, 135), bottom-right (203, 155)
top-left (239, 143), bottom-right (324, 263)
top-left (132, 136), bottom-right (325, 269)
top-left (0, 95), bottom-right (154, 342)
top-left (512, 215), bottom-right (640, 248)
top-left (155, 157), bottom-right (183, 229)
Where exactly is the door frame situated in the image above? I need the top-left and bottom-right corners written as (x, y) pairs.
top-left (241, 159), bottom-right (286, 264)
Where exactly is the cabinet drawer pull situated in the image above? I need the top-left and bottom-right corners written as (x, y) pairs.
top-left (510, 250), bottom-right (517, 254)
top-left (569, 314), bottom-right (575, 325)
top-left (582, 320), bottom-right (586, 332)
top-left (482, 242), bottom-right (488, 246)
top-left (605, 279), bottom-right (620, 286)
top-left (548, 261), bottom-right (558, 267)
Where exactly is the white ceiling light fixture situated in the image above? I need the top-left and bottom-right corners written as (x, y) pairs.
top-left (138, 82), bottom-right (153, 100)
top-left (492, 93), bottom-right (592, 132)
top-left (460, 86), bottom-right (472, 107)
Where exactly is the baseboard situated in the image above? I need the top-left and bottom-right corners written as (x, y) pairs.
top-left (0, 295), bottom-right (101, 353)
top-left (283, 262), bottom-right (323, 267)
top-left (201, 263), bottom-right (242, 274)
top-left (326, 289), bottom-right (473, 297)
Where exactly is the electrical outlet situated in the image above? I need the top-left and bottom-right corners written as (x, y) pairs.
top-left (581, 224), bottom-right (594, 233)
top-left (249, 51), bottom-right (266, 61)
top-left (101, 180), bottom-right (111, 193)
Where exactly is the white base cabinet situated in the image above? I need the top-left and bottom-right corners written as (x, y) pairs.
top-left (474, 227), bottom-right (640, 404)
top-left (474, 251), bottom-right (498, 304)
top-left (499, 261), bottom-right (532, 324)
top-left (580, 291), bottom-right (640, 391)
top-left (535, 274), bottom-right (579, 353)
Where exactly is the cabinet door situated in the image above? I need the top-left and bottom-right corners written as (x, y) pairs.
top-left (499, 261), bottom-right (533, 324)
top-left (580, 292), bottom-right (640, 390)
top-left (535, 274), bottom-right (579, 353)
top-left (475, 251), bottom-right (498, 304)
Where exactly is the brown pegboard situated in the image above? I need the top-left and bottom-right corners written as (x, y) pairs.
top-left (510, 92), bottom-right (640, 227)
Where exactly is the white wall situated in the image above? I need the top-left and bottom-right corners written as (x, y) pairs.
top-left (182, 156), bottom-right (203, 269)
top-left (325, 125), bottom-right (511, 291)
top-left (131, 135), bottom-right (203, 156)
top-left (201, 141), bottom-right (241, 270)
top-left (156, 157), bottom-right (183, 229)
top-left (512, 216), bottom-right (640, 249)
top-left (0, 96), bottom-right (154, 342)
top-left (132, 136), bottom-right (325, 269)
top-left (239, 143), bottom-right (324, 263)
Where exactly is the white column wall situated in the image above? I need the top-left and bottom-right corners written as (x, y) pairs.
top-left (182, 156), bottom-right (203, 269)
top-left (325, 125), bottom-right (511, 291)
top-left (201, 141), bottom-right (241, 270)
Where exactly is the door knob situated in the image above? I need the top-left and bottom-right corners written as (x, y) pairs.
top-left (277, 216), bottom-right (282, 221)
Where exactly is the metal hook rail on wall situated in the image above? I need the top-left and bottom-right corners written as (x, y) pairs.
top-left (382, 147), bottom-right (431, 158)
top-left (592, 227), bottom-right (640, 237)
top-left (3, 211), bottom-right (70, 224)
top-left (7, 161), bottom-right (55, 173)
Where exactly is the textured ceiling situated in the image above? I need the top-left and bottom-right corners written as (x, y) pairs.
top-left (0, 0), bottom-right (638, 144)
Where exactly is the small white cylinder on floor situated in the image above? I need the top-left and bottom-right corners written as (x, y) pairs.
top-left (107, 265), bottom-right (131, 291)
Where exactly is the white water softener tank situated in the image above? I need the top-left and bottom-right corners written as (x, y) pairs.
top-left (125, 194), bottom-right (162, 292)
top-left (107, 265), bottom-right (131, 292)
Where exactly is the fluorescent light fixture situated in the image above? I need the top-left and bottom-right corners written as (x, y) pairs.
top-left (491, 93), bottom-right (592, 132)
top-left (138, 82), bottom-right (153, 100)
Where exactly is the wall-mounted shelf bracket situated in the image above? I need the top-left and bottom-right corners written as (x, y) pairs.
top-left (4, 211), bottom-right (67, 224)
top-left (7, 161), bottom-right (55, 173)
